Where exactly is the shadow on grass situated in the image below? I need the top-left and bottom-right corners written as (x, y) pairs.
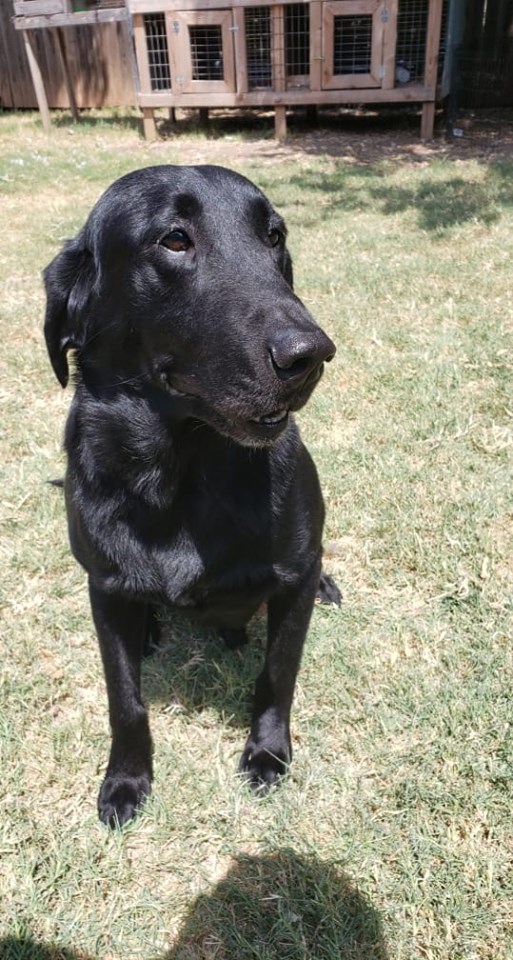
top-left (1, 850), bottom-right (389, 960)
top-left (0, 940), bottom-right (87, 960)
top-left (272, 161), bottom-right (513, 234)
top-left (166, 850), bottom-right (389, 959)
top-left (142, 609), bottom-right (270, 728)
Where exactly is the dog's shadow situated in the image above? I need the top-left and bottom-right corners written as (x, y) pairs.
top-left (142, 610), bottom-right (268, 728)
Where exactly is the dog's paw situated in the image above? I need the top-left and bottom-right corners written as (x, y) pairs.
top-left (220, 627), bottom-right (249, 650)
top-left (238, 738), bottom-right (291, 792)
top-left (98, 773), bottom-right (151, 828)
top-left (316, 571), bottom-right (342, 606)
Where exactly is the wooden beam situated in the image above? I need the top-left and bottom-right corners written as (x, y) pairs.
top-left (14, 9), bottom-right (127, 28)
top-left (55, 26), bottom-right (79, 121)
top-left (309, 0), bottom-right (322, 92)
top-left (421, 0), bottom-right (444, 139)
top-left (381, 0), bottom-right (398, 90)
top-left (274, 103), bottom-right (287, 139)
top-left (142, 106), bottom-right (157, 137)
top-left (22, 29), bottom-right (51, 133)
top-left (232, 5), bottom-right (248, 94)
top-left (137, 82), bottom-right (435, 108)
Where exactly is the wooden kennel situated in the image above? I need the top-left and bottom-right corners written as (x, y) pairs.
top-left (129, 0), bottom-right (446, 138)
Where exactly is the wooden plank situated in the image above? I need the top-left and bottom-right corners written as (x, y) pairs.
top-left (129, 0), bottom-right (309, 11)
top-left (424, 0), bottom-right (443, 89)
top-left (271, 5), bottom-right (285, 93)
top-left (309, 0), bottom-right (322, 92)
top-left (421, 100), bottom-right (435, 139)
top-left (14, 0), bottom-right (65, 15)
top-left (369, 1), bottom-right (384, 85)
top-left (142, 105), bottom-right (157, 136)
top-left (421, 0), bottom-right (444, 139)
top-left (221, 9), bottom-right (237, 92)
top-left (123, 14), bottom-right (142, 100)
top-left (22, 29), bottom-right (51, 131)
top-left (132, 13), bottom-right (153, 95)
top-left (321, 0), bottom-right (333, 89)
top-left (136, 81), bottom-right (434, 107)
top-left (381, 0), bottom-right (397, 90)
top-left (232, 4), bottom-right (247, 94)
top-left (56, 25), bottom-right (79, 119)
top-left (274, 103), bottom-right (287, 139)
top-left (165, 13), bottom-right (182, 96)
top-left (14, 9), bottom-right (127, 27)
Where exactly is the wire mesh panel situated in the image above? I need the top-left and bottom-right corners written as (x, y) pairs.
top-left (245, 7), bottom-right (272, 89)
top-left (285, 3), bottom-right (310, 82)
top-left (333, 15), bottom-right (372, 75)
top-left (395, 0), bottom-right (428, 83)
top-left (144, 13), bottom-right (171, 90)
top-left (189, 25), bottom-right (224, 80)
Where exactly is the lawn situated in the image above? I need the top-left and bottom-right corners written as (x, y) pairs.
top-left (1, 110), bottom-right (512, 960)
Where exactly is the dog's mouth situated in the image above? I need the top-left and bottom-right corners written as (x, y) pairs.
top-left (154, 367), bottom-right (320, 446)
top-left (246, 407), bottom-right (290, 440)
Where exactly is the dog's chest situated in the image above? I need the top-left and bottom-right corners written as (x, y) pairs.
top-left (153, 455), bottom-right (278, 620)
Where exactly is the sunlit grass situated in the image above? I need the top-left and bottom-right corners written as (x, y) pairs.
top-left (1, 112), bottom-right (512, 960)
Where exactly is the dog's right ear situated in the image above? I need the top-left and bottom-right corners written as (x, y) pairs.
top-left (43, 237), bottom-right (95, 388)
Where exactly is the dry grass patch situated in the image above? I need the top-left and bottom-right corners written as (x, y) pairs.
top-left (1, 112), bottom-right (513, 960)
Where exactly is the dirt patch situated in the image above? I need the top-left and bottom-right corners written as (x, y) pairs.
top-left (141, 108), bottom-right (513, 167)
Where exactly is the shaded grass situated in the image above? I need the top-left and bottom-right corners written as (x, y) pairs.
top-left (1, 113), bottom-right (513, 960)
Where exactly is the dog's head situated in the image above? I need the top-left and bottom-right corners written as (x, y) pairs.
top-left (44, 165), bottom-right (335, 447)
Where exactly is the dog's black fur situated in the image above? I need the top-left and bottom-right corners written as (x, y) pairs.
top-left (44, 165), bottom-right (340, 827)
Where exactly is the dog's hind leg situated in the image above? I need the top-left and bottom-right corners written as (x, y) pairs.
top-left (89, 583), bottom-right (153, 827)
top-left (239, 555), bottom-right (321, 790)
top-left (316, 570), bottom-right (342, 606)
top-left (220, 627), bottom-right (249, 650)
top-left (143, 604), bottom-right (163, 656)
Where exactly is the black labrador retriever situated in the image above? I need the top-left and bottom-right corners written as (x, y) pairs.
top-left (44, 165), bottom-right (340, 827)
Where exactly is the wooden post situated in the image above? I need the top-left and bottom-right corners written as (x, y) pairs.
top-left (271, 4), bottom-right (286, 139)
top-left (22, 29), bottom-right (51, 134)
top-left (381, 0), bottom-right (398, 90)
top-left (232, 5), bottom-right (248, 95)
top-left (55, 26), bottom-right (79, 121)
top-left (275, 104), bottom-right (287, 139)
top-left (142, 106), bottom-right (157, 138)
top-left (309, 0), bottom-right (322, 92)
top-left (421, 0), bottom-right (444, 139)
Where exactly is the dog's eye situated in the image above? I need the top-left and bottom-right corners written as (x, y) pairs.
top-left (269, 229), bottom-right (282, 248)
top-left (160, 229), bottom-right (191, 253)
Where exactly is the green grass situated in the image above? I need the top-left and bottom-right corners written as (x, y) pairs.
top-left (1, 111), bottom-right (512, 960)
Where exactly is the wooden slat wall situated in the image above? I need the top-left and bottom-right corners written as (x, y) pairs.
top-left (0, 0), bottom-right (135, 107)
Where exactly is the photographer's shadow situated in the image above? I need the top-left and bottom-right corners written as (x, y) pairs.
top-left (166, 849), bottom-right (389, 959)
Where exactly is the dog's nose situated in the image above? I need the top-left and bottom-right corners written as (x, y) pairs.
top-left (268, 329), bottom-right (336, 381)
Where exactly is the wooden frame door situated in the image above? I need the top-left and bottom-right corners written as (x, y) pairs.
top-left (167, 9), bottom-right (236, 93)
top-left (322, 0), bottom-right (387, 89)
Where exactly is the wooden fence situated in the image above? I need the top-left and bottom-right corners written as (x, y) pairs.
top-left (0, 0), bottom-right (135, 107)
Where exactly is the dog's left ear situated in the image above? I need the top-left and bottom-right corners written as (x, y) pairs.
top-left (43, 236), bottom-right (95, 388)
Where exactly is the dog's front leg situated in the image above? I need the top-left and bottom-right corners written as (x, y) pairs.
top-left (239, 556), bottom-right (322, 790)
top-left (89, 583), bottom-right (153, 827)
